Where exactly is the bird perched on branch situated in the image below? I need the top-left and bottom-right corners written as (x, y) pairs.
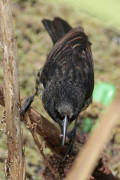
top-left (21, 17), bottom-right (94, 159)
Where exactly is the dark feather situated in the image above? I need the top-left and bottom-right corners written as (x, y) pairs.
top-left (42, 17), bottom-right (72, 44)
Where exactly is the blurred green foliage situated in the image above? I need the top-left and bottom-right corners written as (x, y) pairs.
top-left (54, 0), bottom-right (120, 29)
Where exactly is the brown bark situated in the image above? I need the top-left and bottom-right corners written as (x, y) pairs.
top-left (0, 1), bottom-right (25, 180)
top-left (28, 108), bottom-right (67, 156)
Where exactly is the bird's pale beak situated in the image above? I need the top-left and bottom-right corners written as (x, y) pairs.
top-left (62, 115), bottom-right (68, 145)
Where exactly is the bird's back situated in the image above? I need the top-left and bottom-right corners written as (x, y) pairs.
top-left (40, 27), bottom-right (94, 101)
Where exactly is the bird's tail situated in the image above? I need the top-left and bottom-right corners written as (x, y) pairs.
top-left (42, 17), bottom-right (72, 44)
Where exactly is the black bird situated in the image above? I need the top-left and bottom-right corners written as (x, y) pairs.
top-left (21, 17), bottom-right (94, 157)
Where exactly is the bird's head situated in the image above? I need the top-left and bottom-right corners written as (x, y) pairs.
top-left (54, 102), bottom-right (75, 145)
top-left (54, 94), bottom-right (85, 145)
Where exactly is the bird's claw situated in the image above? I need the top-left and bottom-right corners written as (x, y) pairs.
top-left (20, 94), bottom-right (35, 115)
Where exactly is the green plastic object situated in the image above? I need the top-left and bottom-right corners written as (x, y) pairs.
top-left (83, 82), bottom-right (116, 132)
top-left (93, 82), bottom-right (116, 106)
top-left (83, 117), bottom-right (93, 133)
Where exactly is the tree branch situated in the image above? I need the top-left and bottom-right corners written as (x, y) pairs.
top-left (0, 1), bottom-right (25, 179)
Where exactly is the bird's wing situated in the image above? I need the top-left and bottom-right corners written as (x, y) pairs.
top-left (40, 28), bottom-right (91, 81)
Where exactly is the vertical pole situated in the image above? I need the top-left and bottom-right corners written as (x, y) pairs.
top-left (0, 0), bottom-right (25, 179)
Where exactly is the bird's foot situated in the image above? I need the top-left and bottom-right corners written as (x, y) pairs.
top-left (21, 94), bottom-right (35, 115)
